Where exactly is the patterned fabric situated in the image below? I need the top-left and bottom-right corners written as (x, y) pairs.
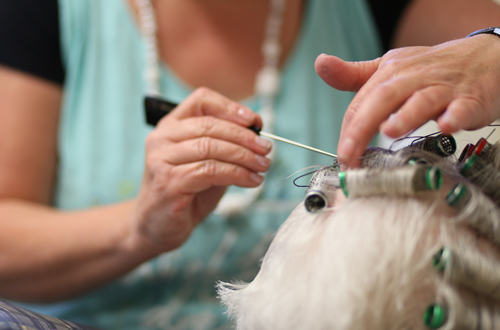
top-left (0, 300), bottom-right (100, 330)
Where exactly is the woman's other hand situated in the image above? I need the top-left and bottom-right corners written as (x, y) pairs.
top-left (315, 35), bottom-right (500, 167)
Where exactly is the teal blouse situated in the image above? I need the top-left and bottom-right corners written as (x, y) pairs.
top-left (23, 1), bottom-right (381, 329)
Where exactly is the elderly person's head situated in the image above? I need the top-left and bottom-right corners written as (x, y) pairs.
top-left (218, 136), bottom-right (500, 330)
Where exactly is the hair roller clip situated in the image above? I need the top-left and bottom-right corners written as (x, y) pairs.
top-left (412, 134), bottom-right (457, 157)
top-left (423, 304), bottom-right (448, 329)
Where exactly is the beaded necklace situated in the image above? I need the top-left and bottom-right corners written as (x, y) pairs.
top-left (135, 0), bottom-right (286, 216)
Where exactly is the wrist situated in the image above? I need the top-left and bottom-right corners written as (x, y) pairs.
top-left (463, 29), bottom-right (500, 57)
top-left (115, 200), bottom-right (163, 263)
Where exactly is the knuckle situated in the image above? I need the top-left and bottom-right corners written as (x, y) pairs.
top-left (191, 88), bottom-right (214, 115)
top-left (233, 167), bottom-right (250, 183)
top-left (233, 147), bottom-right (248, 162)
top-left (198, 116), bottom-right (217, 135)
top-left (228, 125), bottom-right (247, 143)
top-left (341, 106), bottom-right (359, 131)
top-left (144, 131), bottom-right (161, 151)
top-left (345, 105), bottom-right (359, 118)
top-left (384, 48), bottom-right (400, 58)
top-left (200, 160), bottom-right (218, 178)
top-left (375, 84), bottom-right (398, 102)
top-left (414, 89), bottom-right (438, 108)
top-left (196, 137), bottom-right (213, 159)
top-left (383, 46), bottom-right (424, 61)
top-left (379, 56), bottom-right (400, 71)
top-left (192, 87), bottom-right (212, 99)
top-left (230, 165), bottom-right (250, 181)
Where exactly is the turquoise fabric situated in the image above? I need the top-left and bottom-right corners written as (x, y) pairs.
top-left (24, 1), bottom-right (381, 329)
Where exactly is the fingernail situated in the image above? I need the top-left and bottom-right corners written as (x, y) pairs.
top-left (440, 112), bottom-right (458, 131)
top-left (338, 138), bottom-right (355, 160)
top-left (227, 103), bottom-right (253, 121)
top-left (386, 115), bottom-right (404, 134)
top-left (250, 172), bottom-right (263, 184)
top-left (255, 136), bottom-right (272, 149)
top-left (237, 107), bottom-right (254, 121)
top-left (255, 155), bottom-right (271, 167)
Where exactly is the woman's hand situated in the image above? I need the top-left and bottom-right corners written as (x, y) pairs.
top-left (132, 88), bottom-right (272, 253)
top-left (315, 34), bottom-right (500, 167)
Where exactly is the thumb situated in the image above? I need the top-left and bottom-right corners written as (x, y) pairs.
top-left (314, 54), bottom-right (381, 92)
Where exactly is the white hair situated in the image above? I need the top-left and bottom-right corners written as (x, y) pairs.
top-left (218, 146), bottom-right (500, 330)
top-left (218, 193), bottom-right (449, 329)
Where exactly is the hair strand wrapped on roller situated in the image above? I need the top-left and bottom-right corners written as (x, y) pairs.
top-left (339, 165), bottom-right (442, 198)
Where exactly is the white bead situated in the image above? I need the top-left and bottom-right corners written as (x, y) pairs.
top-left (145, 68), bottom-right (159, 82)
top-left (262, 40), bottom-right (281, 60)
top-left (255, 67), bottom-right (280, 97)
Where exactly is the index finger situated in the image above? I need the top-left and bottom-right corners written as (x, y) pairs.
top-left (338, 76), bottom-right (426, 167)
top-left (166, 87), bottom-right (263, 129)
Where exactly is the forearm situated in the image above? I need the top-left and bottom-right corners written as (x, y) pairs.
top-left (393, 0), bottom-right (500, 47)
top-left (0, 199), bottom-right (159, 303)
